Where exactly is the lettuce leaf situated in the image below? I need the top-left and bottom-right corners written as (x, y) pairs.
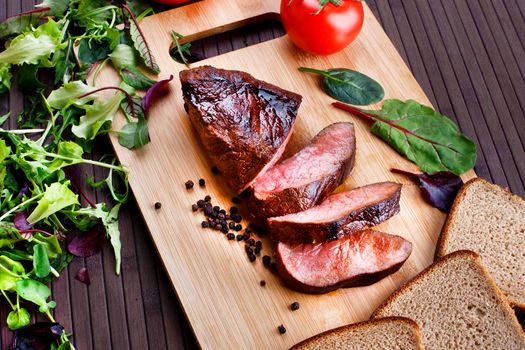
top-left (47, 81), bottom-right (97, 110)
top-left (72, 92), bottom-right (124, 140)
top-left (0, 64), bottom-right (12, 94)
top-left (27, 181), bottom-right (79, 224)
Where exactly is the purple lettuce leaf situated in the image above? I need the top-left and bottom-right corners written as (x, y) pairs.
top-left (141, 75), bottom-right (173, 115)
top-left (67, 223), bottom-right (106, 257)
top-left (9, 322), bottom-right (63, 350)
top-left (391, 168), bottom-right (464, 212)
top-left (13, 212), bottom-right (32, 231)
top-left (74, 267), bottom-right (90, 285)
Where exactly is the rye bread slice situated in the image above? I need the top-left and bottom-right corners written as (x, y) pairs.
top-left (372, 250), bottom-right (525, 350)
top-left (291, 317), bottom-right (424, 350)
top-left (437, 177), bottom-right (525, 310)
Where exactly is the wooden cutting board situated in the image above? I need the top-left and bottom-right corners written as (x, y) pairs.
top-left (94, 1), bottom-right (476, 348)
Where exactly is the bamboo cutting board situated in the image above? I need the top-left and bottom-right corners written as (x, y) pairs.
top-left (94, 1), bottom-right (476, 348)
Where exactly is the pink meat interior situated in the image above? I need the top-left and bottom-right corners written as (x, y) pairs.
top-left (252, 123), bottom-right (355, 196)
top-left (271, 182), bottom-right (401, 224)
top-left (278, 230), bottom-right (412, 287)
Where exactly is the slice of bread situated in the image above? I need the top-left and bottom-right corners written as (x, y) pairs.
top-left (291, 317), bottom-right (424, 350)
top-left (437, 177), bottom-right (525, 309)
top-left (372, 251), bottom-right (525, 350)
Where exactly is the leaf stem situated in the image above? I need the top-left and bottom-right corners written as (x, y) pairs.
top-left (42, 152), bottom-right (128, 173)
top-left (0, 194), bottom-right (43, 222)
top-left (1, 290), bottom-right (15, 310)
top-left (298, 67), bottom-right (329, 77)
top-left (0, 128), bottom-right (45, 134)
top-left (390, 168), bottom-right (419, 181)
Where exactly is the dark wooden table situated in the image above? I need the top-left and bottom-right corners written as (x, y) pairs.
top-left (1, 0), bottom-right (524, 348)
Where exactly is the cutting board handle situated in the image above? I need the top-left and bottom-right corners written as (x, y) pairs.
top-left (140, 0), bottom-right (281, 65)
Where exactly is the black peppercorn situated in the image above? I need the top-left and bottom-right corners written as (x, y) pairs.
top-left (219, 209), bottom-right (226, 215)
top-left (204, 195), bottom-right (211, 202)
top-left (213, 206), bottom-right (220, 212)
top-left (248, 254), bottom-right (256, 262)
top-left (228, 222), bottom-right (236, 229)
top-left (185, 180), bottom-right (194, 189)
top-left (278, 325), bottom-right (286, 334)
top-left (255, 241), bottom-right (262, 248)
top-left (262, 255), bottom-right (271, 266)
top-left (235, 224), bottom-right (242, 231)
top-left (227, 233), bottom-right (235, 240)
top-left (260, 280), bottom-right (266, 287)
top-left (254, 246), bottom-right (261, 255)
top-left (242, 232), bottom-right (250, 240)
top-left (290, 302), bottom-right (300, 311)
top-left (248, 238), bottom-right (255, 246)
top-left (191, 204), bottom-right (198, 212)
top-left (211, 166), bottom-right (221, 174)
top-left (231, 196), bottom-right (241, 204)
top-left (230, 206), bottom-right (238, 214)
top-left (221, 226), bottom-right (229, 234)
top-left (218, 213), bottom-right (226, 220)
top-left (201, 221), bottom-right (209, 228)
top-left (236, 234), bottom-right (243, 241)
top-left (199, 178), bottom-right (206, 187)
top-left (204, 206), bottom-right (213, 216)
top-left (154, 202), bottom-right (161, 209)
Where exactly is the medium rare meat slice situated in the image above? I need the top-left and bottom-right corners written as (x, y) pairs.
top-left (249, 122), bottom-right (356, 219)
top-left (180, 66), bottom-right (302, 193)
top-left (276, 229), bottom-right (412, 294)
top-left (268, 182), bottom-right (402, 243)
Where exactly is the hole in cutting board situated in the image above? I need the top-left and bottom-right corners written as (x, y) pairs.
top-left (171, 18), bottom-right (285, 64)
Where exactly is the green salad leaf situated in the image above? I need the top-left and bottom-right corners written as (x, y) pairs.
top-left (118, 117), bottom-right (149, 149)
top-left (27, 182), bottom-right (79, 224)
top-left (33, 243), bottom-right (51, 278)
top-left (0, 64), bottom-right (12, 94)
top-left (120, 66), bottom-right (155, 90)
top-left (300, 67), bottom-right (384, 106)
top-left (72, 92), bottom-right (124, 140)
top-left (16, 279), bottom-right (56, 314)
top-left (109, 44), bottom-right (137, 69)
top-left (334, 99), bottom-right (477, 174)
top-left (0, 255), bottom-right (26, 292)
top-left (7, 307), bottom-right (30, 330)
top-left (47, 81), bottom-right (97, 109)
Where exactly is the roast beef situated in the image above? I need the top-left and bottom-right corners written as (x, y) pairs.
top-left (249, 122), bottom-right (356, 220)
top-left (276, 229), bottom-right (412, 294)
top-left (180, 66), bottom-right (302, 193)
top-left (268, 182), bottom-right (402, 243)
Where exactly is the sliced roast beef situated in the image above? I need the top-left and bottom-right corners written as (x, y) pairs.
top-left (180, 66), bottom-right (302, 193)
top-left (276, 229), bottom-right (412, 294)
top-left (249, 122), bottom-right (356, 219)
top-left (268, 182), bottom-right (402, 243)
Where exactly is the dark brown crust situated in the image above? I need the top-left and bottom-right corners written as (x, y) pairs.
top-left (435, 177), bottom-right (525, 310)
top-left (268, 183), bottom-right (401, 243)
top-left (276, 254), bottom-right (408, 294)
top-left (290, 317), bottom-right (425, 350)
top-left (180, 65), bottom-right (302, 193)
top-left (371, 250), bottom-right (525, 342)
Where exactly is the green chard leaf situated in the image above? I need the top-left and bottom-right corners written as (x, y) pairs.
top-left (27, 181), bottom-right (79, 224)
top-left (72, 92), bottom-right (124, 140)
top-left (32, 233), bottom-right (62, 259)
top-left (15, 279), bottom-right (56, 314)
top-left (299, 67), bottom-right (384, 106)
top-left (109, 44), bottom-right (137, 69)
top-left (78, 38), bottom-right (111, 65)
top-left (118, 117), bottom-right (149, 149)
top-left (33, 243), bottom-right (51, 278)
top-left (120, 66), bottom-right (155, 90)
top-left (47, 81), bottom-right (97, 109)
top-left (334, 99), bottom-right (477, 175)
top-left (17, 64), bottom-right (45, 92)
top-left (0, 7), bottom-right (50, 39)
top-left (124, 5), bottom-right (160, 74)
top-left (7, 307), bottom-right (30, 330)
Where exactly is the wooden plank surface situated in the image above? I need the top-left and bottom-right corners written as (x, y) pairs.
top-left (1, 0), bottom-right (524, 348)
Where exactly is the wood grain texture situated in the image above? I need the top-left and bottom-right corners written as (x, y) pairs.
top-left (2, 0), bottom-right (525, 348)
top-left (92, 1), bottom-right (475, 348)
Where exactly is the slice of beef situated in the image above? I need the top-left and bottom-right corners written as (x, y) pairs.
top-left (268, 182), bottom-right (402, 243)
top-left (180, 66), bottom-right (302, 193)
top-left (276, 229), bottom-right (412, 294)
top-left (249, 122), bottom-right (356, 220)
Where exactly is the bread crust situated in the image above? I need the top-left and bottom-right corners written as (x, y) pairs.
top-left (290, 317), bottom-right (424, 350)
top-left (435, 177), bottom-right (525, 310)
top-left (371, 250), bottom-right (525, 344)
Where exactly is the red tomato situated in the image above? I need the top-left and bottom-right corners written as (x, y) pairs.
top-left (151, 0), bottom-right (192, 5)
top-left (280, 0), bottom-right (364, 55)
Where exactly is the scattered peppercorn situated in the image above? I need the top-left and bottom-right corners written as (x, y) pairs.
top-left (213, 206), bottom-right (220, 212)
top-left (199, 178), bottom-right (206, 187)
top-left (227, 233), bottom-right (235, 240)
top-left (185, 180), bottom-right (194, 189)
top-left (246, 247), bottom-right (254, 255)
top-left (211, 166), bottom-right (221, 174)
top-left (290, 302), bottom-right (300, 311)
top-left (221, 226), bottom-right (229, 234)
top-left (236, 234), bottom-right (243, 241)
top-left (254, 246), bottom-right (261, 255)
top-left (235, 224), bottom-right (242, 231)
top-left (262, 255), bottom-right (271, 266)
top-left (154, 202), bottom-right (162, 209)
top-left (204, 195), bottom-right (211, 202)
top-left (204, 206), bottom-right (213, 216)
top-left (255, 241), bottom-right (262, 248)
top-left (201, 221), bottom-right (209, 228)
top-left (242, 232), bottom-right (250, 240)
top-left (260, 280), bottom-right (266, 287)
top-left (191, 204), bottom-right (198, 212)
top-left (230, 206), bottom-right (238, 214)
top-left (218, 213), bottom-right (226, 220)
top-left (247, 238), bottom-right (255, 246)
top-left (248, 254), bottom-right (256, 262)
top-left (278, 325), bottom-right (286, 334)
top-left (231, 214), bottom-right (242, 223)
top-left (219, 209), bottom-right (226, 215)
top-left (231, 196), bottom-right (241, 204)
top-left (228, 222), bottom-right (236, 229)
